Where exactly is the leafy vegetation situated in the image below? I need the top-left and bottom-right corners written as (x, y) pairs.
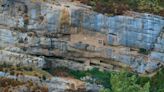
top-left (69, 68), bottom-right (112, 88)
top-left (101, 72), bottom-right (150, 92)
top-left (99, 69), bottom-right (164, 92)
top-left (50, 67), bottom-right (164, 92)
top-left (47, 67), bottom-right (112, 88)
top-left (69, 69), bottom-right (150, 92)
top-left (150, 68), bottom-right (164, 92)
top-left (79, 0), bottom-right (164, 16)
top-left (138, 48), bottom-right (151, 55)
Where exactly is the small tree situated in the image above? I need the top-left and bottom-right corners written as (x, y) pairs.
top-left (110, 71), bottom-right (150, 92)
top-left (138, 0), bottom-right (161, 13)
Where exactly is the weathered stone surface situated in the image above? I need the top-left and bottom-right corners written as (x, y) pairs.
top-left (0, 71), bottom-right (87, 92)
top-left (71, 10), bottom-right (164, 49)
top-left (0, 29), bottom-right (14, 48)
top-left (0, 0), bottom-right (163, 75)
top-left (154, 29), bottom-right (164, 52)
top-left (150, 52), bottom-right (164, 63)
top-left (0, 50), bottom-right (45, 68)
top-left (47, 77), bottom-right (86, 92)
top-left (0, 14), bottom-right (16, 27)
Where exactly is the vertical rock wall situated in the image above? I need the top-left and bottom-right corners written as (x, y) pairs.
top-left (0, 0), bottom-right (163, 74)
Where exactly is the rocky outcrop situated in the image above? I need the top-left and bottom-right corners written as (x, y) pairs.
top-left (153, 29), bottom-right (164, 51)
top-left (0, 71), bottom-right (87, 92)
top-left (0, 0), bottom-right (164, 74)
top-left (0, 50), bottom-right (45, 68)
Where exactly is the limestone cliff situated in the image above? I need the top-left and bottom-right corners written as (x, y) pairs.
top-left (0, 0), bottom-right (164, 75)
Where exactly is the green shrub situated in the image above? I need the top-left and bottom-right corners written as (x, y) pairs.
top-left (138, 48), bottom-right (150, 55)
top-left (150, 68), bottom-right (164, 92)
top-left (81, 0), bottom-right (164, 16)
top-left (45, 67), bottom-right (164, 92)
top-left (110, 71), bottom-right (150, 92)
top-left (68, 68), bottom-right (111, 88)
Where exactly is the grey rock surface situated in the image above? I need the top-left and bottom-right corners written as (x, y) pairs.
top-left (0, 0), bottom-right (163, 74)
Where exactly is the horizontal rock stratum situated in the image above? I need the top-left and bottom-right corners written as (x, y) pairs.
top-left (0, 0), bottom-right (164, 74)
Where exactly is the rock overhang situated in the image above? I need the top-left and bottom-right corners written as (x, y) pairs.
top-left (0, 0), bottom-right (164, 74)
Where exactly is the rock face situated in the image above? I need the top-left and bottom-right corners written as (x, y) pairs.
top-left (0, 71), bottom-right (86, 92)
top-left (0, 0), bottom-right (164, 74)
top-left (0, 50), bottom-right (45, 68)
top-left (47, 77), bottom-right (86, 92)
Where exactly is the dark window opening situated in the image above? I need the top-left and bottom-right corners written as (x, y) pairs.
top-left (109, 33), bottom-right (117, 36)
top-left (90, 62), bottom-right (100, 66)
top-left (74, 60), bottom-right (84, 64)
top-left (100, 60), bottom-right (109, 64)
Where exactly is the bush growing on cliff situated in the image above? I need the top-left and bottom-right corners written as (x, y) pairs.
top-left (150, 68), bottom-right (164, 92)
top-left (100, 68), bottom-right (164, 92)
top-left (138, 48), bottom-right (151, 55)
top-left (69, 68), bottom-right (111, 88)
top-left (80, 0), bottom-right (164, 16)
top-left (47, 67), bottom-right (164, 92)
top-left (109, 72), bottom-right (150, 92)
top-left (138, 0), bottom-right (161, 13)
